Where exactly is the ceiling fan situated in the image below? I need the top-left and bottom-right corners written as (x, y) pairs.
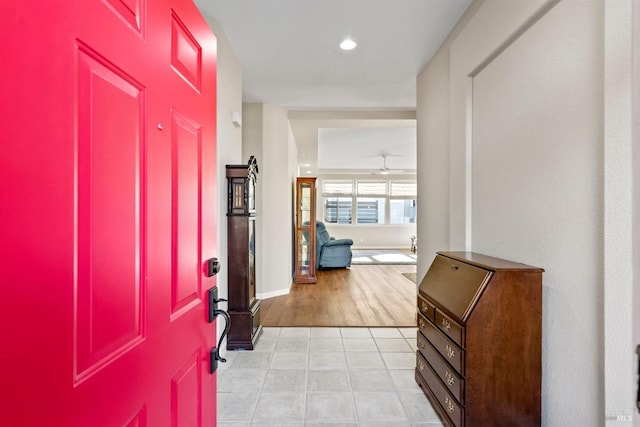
top-left (373, 154), bottom-right (404, 175)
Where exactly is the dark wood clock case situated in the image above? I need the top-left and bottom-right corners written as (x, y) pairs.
top-left (226, 156), bottom-right (262, 350)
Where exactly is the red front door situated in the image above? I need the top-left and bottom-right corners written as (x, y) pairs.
top-left (0, 0), bottom-right (218, 425)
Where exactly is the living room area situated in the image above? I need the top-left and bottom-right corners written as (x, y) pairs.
top-left (233, 105), bottom-right (419, 326)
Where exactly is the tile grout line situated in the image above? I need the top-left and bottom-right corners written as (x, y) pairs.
top-left (222, 326), bottom-right (439, 426)
top-left (250, 327), bottom-right (280, 424)
top-left (304, 330), bottom-right (310, 424)
top-left (343, 329), bottom-right (359, 424)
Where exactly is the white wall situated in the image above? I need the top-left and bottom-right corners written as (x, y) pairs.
top-left (288, 124), bottom-right (299, 280)
top-left (416, 0), bottom-right (633, 424)
top-left (416, 48), bottom-right (451, 281)
top-left (241, 103), bottom-right (265, 301)
top-left (602, 0), bottom-right (634, 423)
top-left (634, 3), bottom-right (640, 426)
top-left (260, 103), bottom-right (295, 298)
top-left (289, 111), bottom-right (416, 178)
top-left (416, 0), bottom-right (484, 282)
top-left (202, 18), bottom-right (243, 352)
top-left (325, 224), bottom-right (416, 250)
top-left (471, 2), bottom-right (603, 424)
top-left (243, 103), bottom-right (296, 299)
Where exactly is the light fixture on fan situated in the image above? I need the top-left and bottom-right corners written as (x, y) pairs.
top-left (339, 38), bottom-right (357, 50)
top-left (373, 154), bottom-right (404, 175)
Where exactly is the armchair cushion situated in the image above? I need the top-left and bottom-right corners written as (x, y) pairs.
top-left (324, 238), bottom-right (354, 247)
top-left (315, 221), bottom-right (353, 268)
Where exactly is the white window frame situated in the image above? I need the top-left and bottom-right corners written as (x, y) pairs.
top-left (320, 178), bottom-right (416, 225)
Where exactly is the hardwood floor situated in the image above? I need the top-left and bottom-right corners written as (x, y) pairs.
top-left (261, 264), bottom-right (417, 327)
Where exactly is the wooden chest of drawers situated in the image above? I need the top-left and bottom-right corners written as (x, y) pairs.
top-left (415, 252), bottom-right (543, 426)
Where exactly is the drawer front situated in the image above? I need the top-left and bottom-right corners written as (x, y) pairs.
top-left (417, 352), bottom-right (463, 427)
top-left (435, 309), bottom-right (464, 348)
top-left (417, 312), bottom-right (464, 374)
top-left (418, 331), bottom-right (464, 403)
top-left (417, 295), bottom-right (435, 321)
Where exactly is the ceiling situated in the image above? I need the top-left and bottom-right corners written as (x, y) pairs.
top-left (196, 0), bottom-right (471, 110)
top-left (195, 0), bottom-right (472, 173)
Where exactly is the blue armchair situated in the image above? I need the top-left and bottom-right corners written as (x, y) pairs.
top-left (316, 221), bottom-right (353, 269)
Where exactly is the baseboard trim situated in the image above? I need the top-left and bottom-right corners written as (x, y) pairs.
top-left (352, 245), bottom-right (413, 250)
top-left (257, 284), bottom-right (291, 300)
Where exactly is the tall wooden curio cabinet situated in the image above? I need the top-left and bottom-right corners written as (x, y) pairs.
top-left (226, 156), bottom-right (262, 350)
top-left (294, 177), bottom-right (317, 284)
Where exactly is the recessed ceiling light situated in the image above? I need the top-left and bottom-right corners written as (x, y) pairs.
top-left (339, 39), bottom-right (357, 51)
top-left (306, 170), bottom-right (312, 174)
top-left (302, 163), bottom-right (311, 167)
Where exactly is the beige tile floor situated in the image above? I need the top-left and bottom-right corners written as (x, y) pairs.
top-left (217, 327), bottom-right (444, 427)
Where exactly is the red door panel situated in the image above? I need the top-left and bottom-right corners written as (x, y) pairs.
top-left (172, 350), bottom-right (203, 426)
top-left (0, 0), bottom-right (217, 425)
top-left (104, 0), bottom-right (144, 33)
top-left (75, 42), bottom-right (146, 383)
top-left (171, 110), bottom-right (203, 318)
top-left (171, 10), bottom-right (203, 92)
top-left (125, 406), bottom-right (148, 427)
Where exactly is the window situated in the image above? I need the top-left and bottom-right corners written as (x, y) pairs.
top-left (324, 197), bottom-right (352, 224)
top-left (321, 178), bottom-right (416, 225)
top-left (322, 180), bottom-right (353, 224)
top-left (356, 198), bottom-right (384, 223)
top-left (390, 199), bottom-right (417, 224)
top-left (389, 181), bottom-right (417, 224)
top-left (356, 181), bottom-right (386, 224)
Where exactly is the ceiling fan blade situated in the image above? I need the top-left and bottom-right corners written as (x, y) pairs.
top-left (364, 154), bottom-right (407, 174)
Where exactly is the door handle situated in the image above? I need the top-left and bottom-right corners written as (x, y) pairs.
top-left (208, 286), bottom-right (227, 323)
top-left (207, 286), bottom-right (230, 374)
top-left (209, 310), bottom-right (230, 374)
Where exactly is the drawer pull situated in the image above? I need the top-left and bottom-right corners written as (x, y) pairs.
top-left (444, 370), bottom-right (455, 386)
top-left (421, 301), bottom-right (429, 312)
top-left (441, 318), bottom-right (451, 332)
top-left (445, 396), bottom-right (456, 413)
top-left (419, 340), bottom-right (426, 349)
top-left (418, 318), bottom-right (426, 329)
top-left (418, 360), bottom-right (425, 372)
top-left (445, 344), bottom-right (455, 359)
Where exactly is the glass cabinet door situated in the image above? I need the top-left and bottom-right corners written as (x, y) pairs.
top-left (296, 230), bottom-right (311, 276)
top-left (295, 177), bottom-right (316, 284)
top-left (300, 184), bottom-right (311, 224)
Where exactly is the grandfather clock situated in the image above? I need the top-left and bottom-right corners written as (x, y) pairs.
top-left (226, 156), bottom-right (262, 350)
